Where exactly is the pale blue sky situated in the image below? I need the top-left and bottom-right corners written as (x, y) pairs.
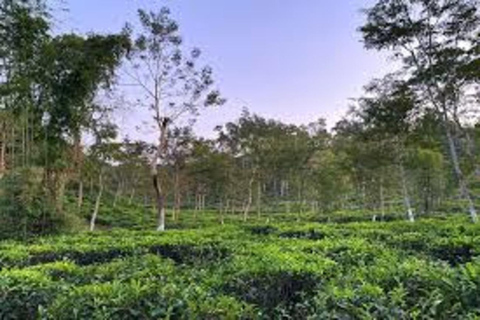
top-left (56, 0), bottom-right (392, 139)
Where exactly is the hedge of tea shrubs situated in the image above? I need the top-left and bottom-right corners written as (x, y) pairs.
top-left (1, 217), bottom-right (480, 319)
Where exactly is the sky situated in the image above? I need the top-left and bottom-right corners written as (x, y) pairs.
top-left (56, 0), bottom-right (393, 139)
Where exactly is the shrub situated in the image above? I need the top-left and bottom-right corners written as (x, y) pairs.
top-left (0, 269), bottom-right (59, 319)
top-left (0, 168), bottom-right (80, 239)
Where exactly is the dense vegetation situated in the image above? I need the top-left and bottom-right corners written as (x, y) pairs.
top-left (0, 0), bottom-right (479, 236)
top-left (1, 0), bottom-right (480, 318)
top-left (2, 213), bottom-right (480, 319)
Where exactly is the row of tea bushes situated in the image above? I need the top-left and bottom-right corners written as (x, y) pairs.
top-left (1, 217), bottom-right (480, 318)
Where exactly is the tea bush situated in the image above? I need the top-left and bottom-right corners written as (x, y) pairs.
top-left (1, 217), bottom-right (480, 318)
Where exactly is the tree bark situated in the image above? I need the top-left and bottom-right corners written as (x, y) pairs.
top-left (0, 129), bottom-right (6, 179)
top-left (194, 192), bottom-right (199, 220)
top-left (45, 169), bottom-right (67, 214)
top-left (427, 66), bottom-right (475, 222)
top-left (77, 180), bottom-right (84, 209)
top-left (226, 199), bottom-right (231, 220)
top-left (173, 168), bottom-right (181, 221)
top-left (380, 177), bottom-right (385, 220)
top-left (128, 188), bottom-right (135, 205)
top-left (153, 173), bottom-right (166, 231)
top-left (219, 201), bottom-right (225, 225)
top-left (11, 126), bottom-right (15, 169)
top-left (400, 164), bottom-right (415, 222)
top-left (445, 126), bottom-right (478, 222)
top-left (90, 172), bottom-right (104, 232)
top-left (243, 171), bottom-right (256, 222)
top-left (256, 182), bottom-right (262, 218)
top-left (152, 119), bottom-right (169, 231)
top-left (113, 182), bottom-right (122, 208)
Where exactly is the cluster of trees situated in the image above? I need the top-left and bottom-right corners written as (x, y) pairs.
top-left (1, 0), bottom-right (480, 236)
top-left (0, 0), bottom-right (223, 236)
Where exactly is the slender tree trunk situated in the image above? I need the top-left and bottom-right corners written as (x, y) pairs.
top-left (153, 173), bottom-right (166, 231)
top-left (175, 192), bottom-right (181, 220)
top-left (257, 182), bottom-right (262, 218)
top-left (400, 164), bottom-right (415, 222)
top-left (22, 110), bottom-right (25, 167)
top-left (129, 188), bottom-right (135, 205)
top-left (113, 182), bottom-right (122, 208)
top-left (11, 126), bottom-right (15, 169)
top-left (45, 169), bottom-right (67, 214)
top-left (429, 83), bottom-right (477, 222)
top-left (424, 173), bottom-right (431, 215)
top-left (152, 120), bottom-right (169, 232)
top-left (77, 180), bottom-right (84, 209)
top-left (74, 132), bottom-right (84, 212)
top-left (219, 201), bottom-right (225, 225)
top-left (0, 129), bottom-right (6, 179)
top-left (143, 195), bottom-right (149, 220)
top-left (173, 169), bottom-right (181, 221)
top-left (194, 192), bottom-right (199, 220)
top-left (90, 172), bottom-right (104, 232)
top-left (361, 180), bottom-right (367, 212)
top-left (273, 178), bottom-right (278, 197)
top-left (89, 178), bottom-right (94, 195)
top-left (225, 199), bottom-right (231, 221)
top-left (447, 129), bottom-right (477, 222)
top-left (244, 172), bottom-right (255, 222)
top-left (380, 177), bottom-right (385, 220)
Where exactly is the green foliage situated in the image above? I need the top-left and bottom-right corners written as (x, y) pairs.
top-left (1, 1), bottom-right (480, 317)
top-left (0, 168), bottom-right (85, 239)
top-left (0, 268), bottom-right (58, 319)
top-left (0, 168), bottom-right (58, 239)
top-left (1, 217), bottom-right (480, 318)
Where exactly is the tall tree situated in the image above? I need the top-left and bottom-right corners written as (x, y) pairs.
top-left (0, 0), bottom-right (50, 173)
top-left (361, 0), bottom-right (480, 222)
top-left (359, 77), bottom-right (419, 221)
top-left (124, 7), bottom-right (224, 231)
top-left (88, 123), bottom-right (119, 232)
top-left (166, 126), bottom-right (194, 220)
top-left (37, 33), bottom-right (129, 213)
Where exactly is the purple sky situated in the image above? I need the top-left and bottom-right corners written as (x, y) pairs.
top-left (57, 0), bottom-right (393, 139)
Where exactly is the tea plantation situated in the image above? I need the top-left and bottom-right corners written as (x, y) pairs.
top-left (1, 215), bottom-right (480, 319)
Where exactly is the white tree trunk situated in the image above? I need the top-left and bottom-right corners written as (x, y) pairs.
top-left (219, 201), bottom-right (225, 225)
top-left (77, 180), bottom-right (84, 209)
top-left (380, 178), bottom-right (385, 220)
top-left (173, 169), bottom-right (180, 221)
top-left (194, 192), bottom-right (199, 219)
top-left (113, 182), bottom-right (122, 208)
top-left (90, 173), bottom-right (104, 232)
top-left (400, 164), bottom-right (415, 222)
top-left (257, 182), bottom-right (262, 218)
top-left (243, 171), bottom-right (255, 222)
top-left (153, 120), bottom-right (169, 232)
top-left (445, 127), bottom-right (478, 222)
top-left (156, 206), bottom-right (166, 231)
top-left (128, 188), bottom-right (135, 205)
